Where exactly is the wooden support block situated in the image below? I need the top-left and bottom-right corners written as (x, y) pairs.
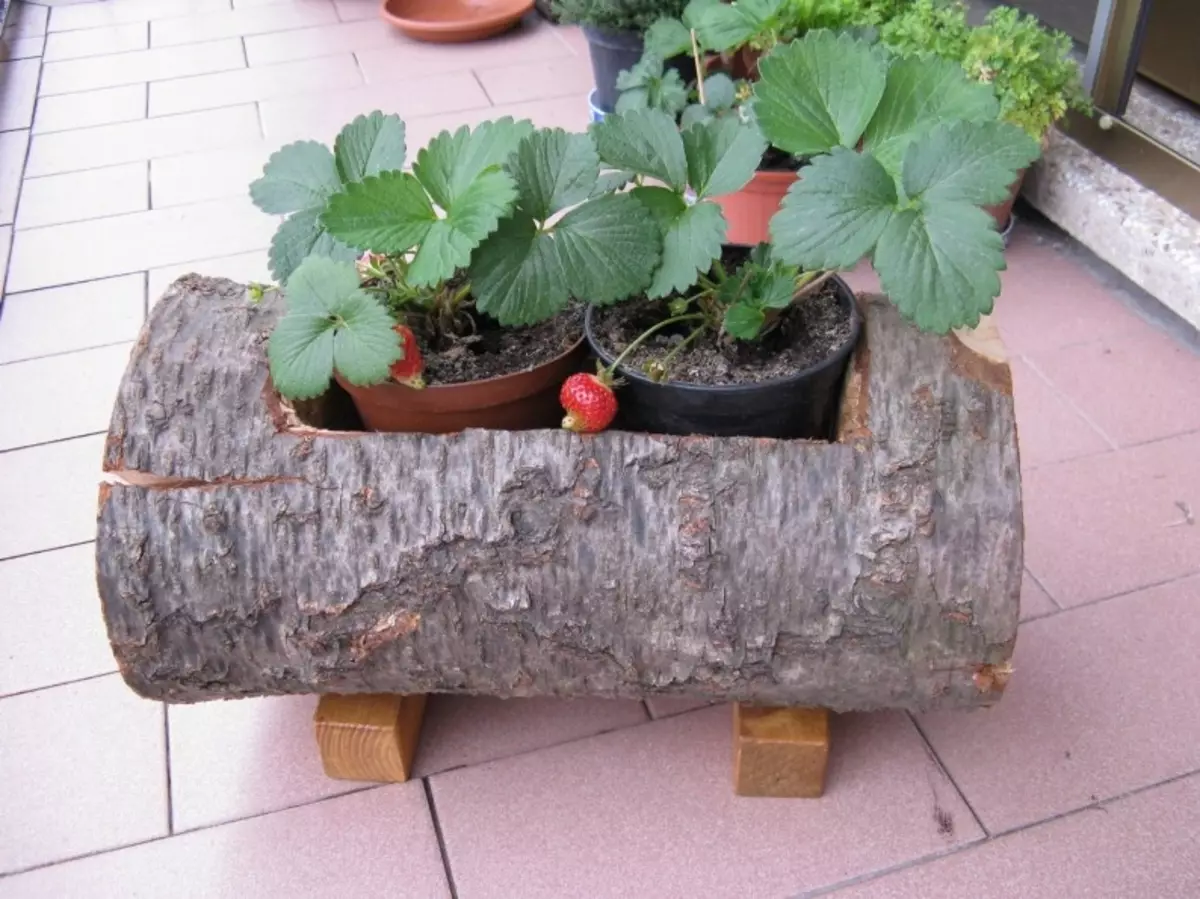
top-left (313, 693), bottom-right (427, 783)
top-left (733, 704), bottom-right (830, 798)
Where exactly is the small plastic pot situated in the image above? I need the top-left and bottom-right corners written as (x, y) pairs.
top-left (587, 89), bottom-right (606, 123)
top-left (715, 168), bottom-right (798, 246)
top-left (584, 276), bottom-right (862, 440)
top-left (336, 336), bottom-right (587, 434)
top-left (582, 26), bottom-right (644, 113)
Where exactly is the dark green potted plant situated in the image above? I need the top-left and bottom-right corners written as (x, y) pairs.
top-left (559, 30), bottom-right (1041, 439)
top-left (248, 112), bottom-right (662, 433)
top-left (552, 0), bottom-right (689, 113)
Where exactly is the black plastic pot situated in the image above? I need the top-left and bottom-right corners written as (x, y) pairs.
top-left (584, 276), bottom-right (862, 440)
top-left (582, 26), bottom-right (644, 113)
top-left (582, 27), bottom-right (697, 113)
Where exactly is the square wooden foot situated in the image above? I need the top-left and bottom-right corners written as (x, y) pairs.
top-left (313, 693), bottom-right (427, 783)
top-left (733, 704), bottom-right (830, 798)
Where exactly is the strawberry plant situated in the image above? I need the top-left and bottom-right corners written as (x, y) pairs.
top-left (250, 112), bottom-right (663, 400)
top-left (754, 29), bottom-right (1042, 332)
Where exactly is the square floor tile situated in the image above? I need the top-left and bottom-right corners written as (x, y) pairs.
top-left (1010, 356), bottom-right (1112, 468)
top-left (244, 17), bottom-right (401, 66)
top-left (27, 105), bottom-right (260, 177)
top-left (150, 2), bottom-right (340, 48)
top-left (49, 0), bottom-right (229, 32)
top-left (0, 275), bottom-right (145, 363)
top-left (432, 706), bottom-right (982, 898)
top-left (919, 575), bottom-right (1200, 834)
top-left (1028, 328), bottom-right (1200, 449)
top-left (33, 84), bottom-right (147, 135)
top-left (44, 22), bottom-right (148, 62)
top-left (0, 434), bottom-right (106, 559)
top-left (0, 784), bottom-right (450, 899)
top-left (40, 39), bottom-right (245, 95)
top-left (0, 543), bottom-right (116, 696)
top-left (8, 197), bottom-right (277, 293)
top-left (0, 343), bottom-right (133, 451)
top-left (475, 57), bottom-right (595, 105)
top-left (838, 774), bottom-right (1200, 898)
top-left (17, 163), bottom-right (149, 229)
top-left (0, 58), bottom-right (39, 131)
top-left (168, 695), bottom-right (360, 831)
top-left (0, 674), bottom-right (167, 874)
top-left (1023, 431), bottom-right (1200, 605)
top-left (148, 54), bottom-right (363, 118)
top-left (414, 695), bottom-right (648, 776)
top-left (151, 145), bottom-right (273, 208)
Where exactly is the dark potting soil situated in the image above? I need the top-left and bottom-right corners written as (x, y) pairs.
top-left (759, 147), bottom-right (804, 172)
top-left (592, 280), bottom-right (852, 386)
top-left (412, 304), bottom-right (583, 385)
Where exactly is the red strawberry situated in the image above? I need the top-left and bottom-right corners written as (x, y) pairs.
top-left (390, 324), bottom-right (426, 389)
top-left (560, 373), bottom-right (617, 433)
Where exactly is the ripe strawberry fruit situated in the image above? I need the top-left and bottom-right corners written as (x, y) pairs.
top-left (560, 373), bottom-right (617, 433)
top-left (390, 324), bottom-right (426, 389)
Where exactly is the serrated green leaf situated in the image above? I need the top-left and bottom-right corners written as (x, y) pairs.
top-left (250, 141), bottom-right (341, 215)
top-left (758, 269), bottom-right (795, 308)
top-left (862, 55), bottom-right (1000, 177)
top-left (703, 73), bottom-right (736, 111)
top-left (753, 31), bottom-right (889, 156)
top-left (592, 169), bottom-right (635, 196)
top-left (645, 17), bottom-right (691, 57)
top-left (268, 257), bottom-right (400, 399)
top-left (591, 109), bottom-right (689, 192)
top-left (409, 168), bottom-right (519, 287)
top-left (334, 111), bottom-right (407, 184)
top-left (471, 193), bottom-right (660, 325)
top-left (873, 202), bottom-right (1005, 333)
top-left (631, 188), bottom-right (726, 297)
top-left (508, 128), bottom-right (599, 221)
top-left (267, 208), bottom-right (359, 283)
top-left (413, 118), bottom-right (532, 211)
top-left (769, 147), bottom-right (897, 270)
top-left (691, 0), bottom-right (784, 52)
top-left (681, 104), bottom-right (713, 128)
top-left (683, 116), bottom-right (767, 200)
top-left (902, 120), bottom-right (1041, 206)
top-left (322, 171), bottom-right (436, 254)
top-left (724, 303), bottom-right (766, 339)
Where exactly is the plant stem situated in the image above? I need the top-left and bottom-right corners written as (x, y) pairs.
top-left (795, 269), bottom-right (836, 299)
top-left (691, 29), bottom-right (706, 106)
top-left (605, 313), bottom-right (705, 377)
top-left (657, 323), bottom-right (709, 374)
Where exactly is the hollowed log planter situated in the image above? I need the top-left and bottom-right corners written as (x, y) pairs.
top-left (97, 276), bottom-right (1023, 711)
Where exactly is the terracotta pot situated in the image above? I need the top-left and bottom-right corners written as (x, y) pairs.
top-left (984, 168), bottom-right (1029, 232)
top-left (336, 336), bottom-right (587, 433)
top-left (715, 168), bottom-right (798, 246)
top-left (379, 0), bottom-right (532, 43)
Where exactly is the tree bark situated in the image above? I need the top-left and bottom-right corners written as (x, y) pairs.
top-left (97, 276), bottom-right (1022, 711)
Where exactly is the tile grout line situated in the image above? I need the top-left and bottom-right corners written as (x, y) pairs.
top-left (906, 712), bottom-right (990, 837)
top-left (0, 668), bottom-right (113, 703)
top-left (1018, 567), bottom-right (1200, 626)
top-left (0, 427), bottom-right (107, 456)
top-left (163, 704), bottom-right (175, 835)
top-left (422, 779), bottom-right (460, 899)
top-left (1024, 566), bottom-right (1062, 612)
top-left (0, 537), bottom-right (94, 565)
top-left (804, 767), bottom-right (1200, 898)
top-left (0, 24), bottom-right (43, 307)
top-left (1018, 351), bottom-right (1121, 451)
top-left (470, 68), bottom-right (494, 106)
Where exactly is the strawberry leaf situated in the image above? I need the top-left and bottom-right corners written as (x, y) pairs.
top-left (769, 147), bottom-right (897, 270)
top-left (507, 128), bottom-right (599, 222)
top-left (413, 118), bottom-right (532, 211)
top-left (644, 16), bottom-right (691, 57)
top-left (724, 302), bottom-right (765, 339)
top-left (250, 141), bottom-right (341, 216)
top-left (471, 192), bottom-right (660, 325)
top-left (753, 31), bottom-right (889, 157)
top-left (682, 116), bottom-right (767, 201)
top-left (862, 55), bottom-right (999, 177)
top-left (902, 120), bottom-right (1041, 206)
top-left (690, 0), bottom-right (785, 52)
top-left (268, 257), bottom-right (400, 400)
top-left (591, 108), bottom-right (689, 193)
top-left (632, 186), bottom-right (726, 298)
top-left (334, 111), bottom-right (407, 184)
top-left (321, 171), bottom-right (437, 254)
top-left (267, 209), bottom-right (359, 285)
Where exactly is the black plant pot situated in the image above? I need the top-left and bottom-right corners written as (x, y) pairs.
top-left (582, 26), bottom-right (644, 113)
top-left (584, 276), bottom-right (862, 440)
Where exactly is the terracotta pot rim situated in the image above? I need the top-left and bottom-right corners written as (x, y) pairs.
top-left (337, 333), bottom-right (586, 395)
top-left (379, 0), bottom-right (532, 38)
top-left (586, 274), bottom-right (862, 394)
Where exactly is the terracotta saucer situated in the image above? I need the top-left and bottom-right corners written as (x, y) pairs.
top-left (380, 0), bottom-right (534, 43)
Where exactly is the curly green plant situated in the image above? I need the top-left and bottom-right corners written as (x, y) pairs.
top-left (552, 0), bottom-right (687, 32)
